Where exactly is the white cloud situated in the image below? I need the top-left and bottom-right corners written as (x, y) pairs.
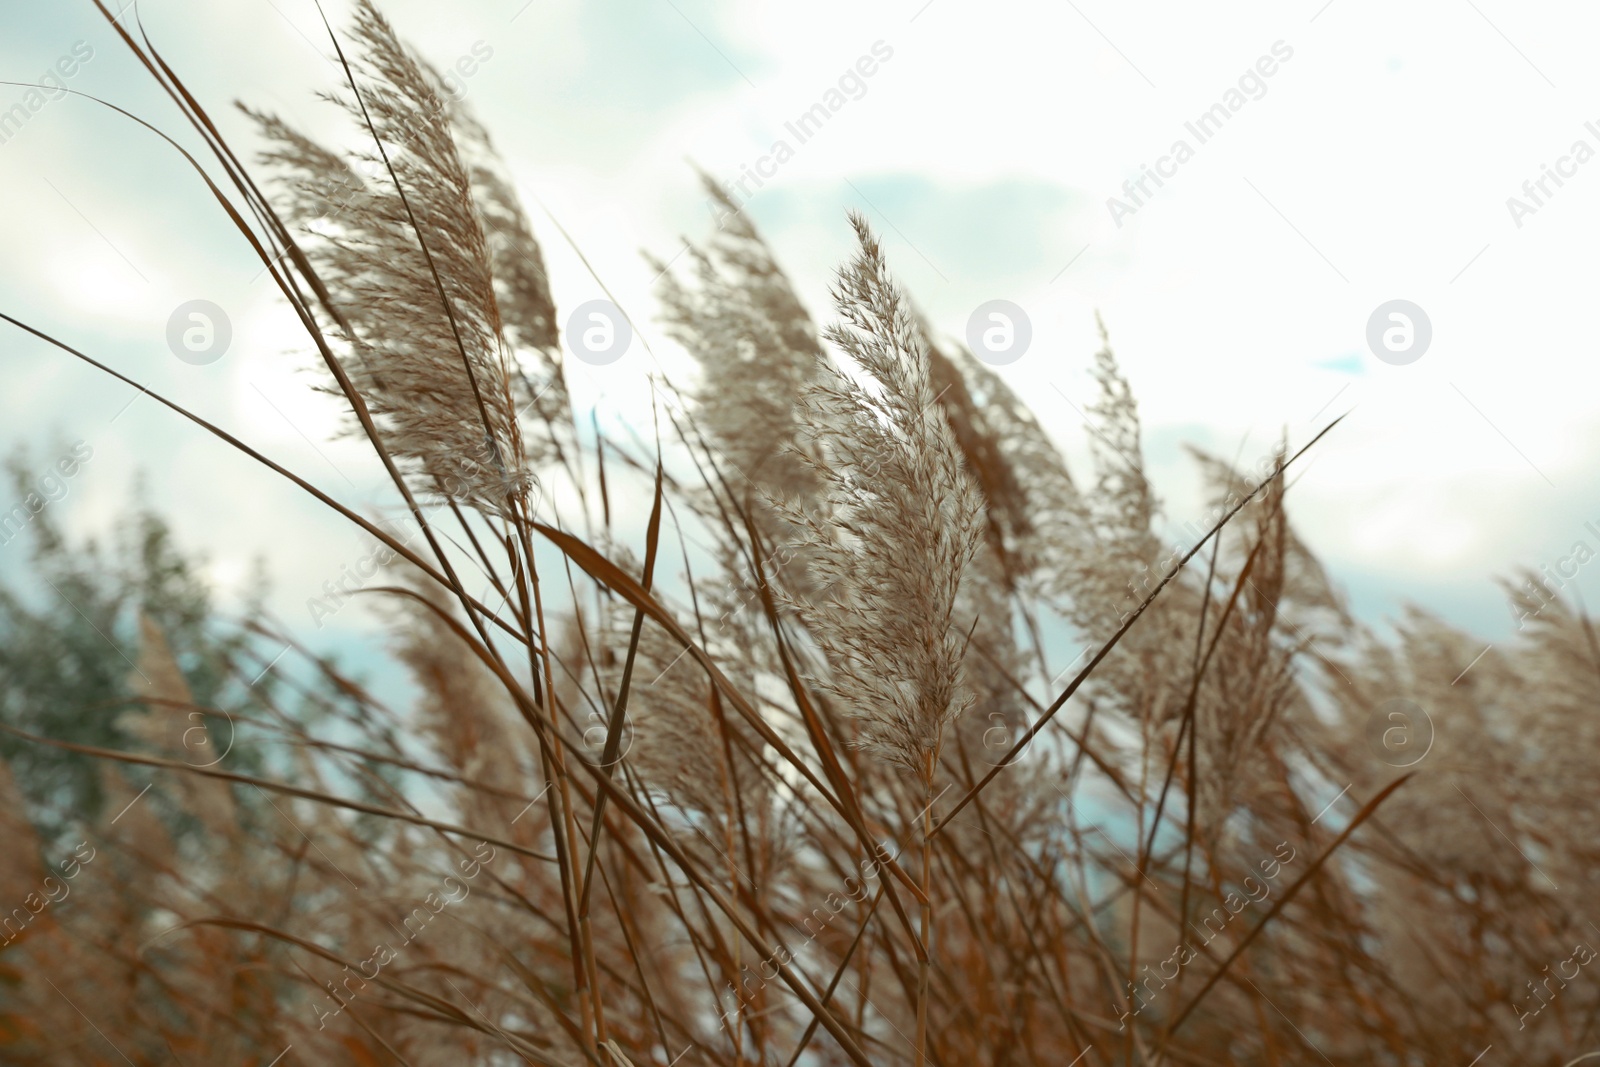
top-left (3, 0), bottom-right (1597, 644)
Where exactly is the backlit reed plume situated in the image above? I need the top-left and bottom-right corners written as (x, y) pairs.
top-left (783, 213), bottom-right (983, 781)
top-left (246, 0), bottom-right (529, 515)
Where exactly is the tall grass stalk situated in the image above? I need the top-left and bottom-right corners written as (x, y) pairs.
top-left (4, 4), bottom-right (1587, 1066)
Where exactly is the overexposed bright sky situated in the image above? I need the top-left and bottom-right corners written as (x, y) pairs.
top-left (2, 0), bottom-right (1597, 658)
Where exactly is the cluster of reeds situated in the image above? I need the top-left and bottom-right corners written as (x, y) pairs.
top-left (2, 3), bottom-right (1597, 1064)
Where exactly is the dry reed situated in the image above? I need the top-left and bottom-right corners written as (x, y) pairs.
top-left (0, 4), bottom-right (1592, 1066)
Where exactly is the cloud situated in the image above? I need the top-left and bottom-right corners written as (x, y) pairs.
top-left (3, 0), bottom-right (1598, 651)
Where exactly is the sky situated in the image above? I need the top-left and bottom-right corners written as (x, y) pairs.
top-left (2, 0), bottom-right (1599, 674)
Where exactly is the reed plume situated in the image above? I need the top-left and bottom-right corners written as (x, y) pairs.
top-left (246, 0), bottom-right (529, 515)
top-left (6, 3), bottom-right (1592, 1064)
top-left (784, 213), bottom-right (983, 781)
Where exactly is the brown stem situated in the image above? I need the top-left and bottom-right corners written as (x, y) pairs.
top-left (917, 753), bottom-right (935, 1067)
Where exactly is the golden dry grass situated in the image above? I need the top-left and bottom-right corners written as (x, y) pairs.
top-left (1, 3), bottom-right (1596, 1065)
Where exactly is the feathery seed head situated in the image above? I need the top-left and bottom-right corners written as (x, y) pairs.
top-left (783, 213), bottom-right (984, 779)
